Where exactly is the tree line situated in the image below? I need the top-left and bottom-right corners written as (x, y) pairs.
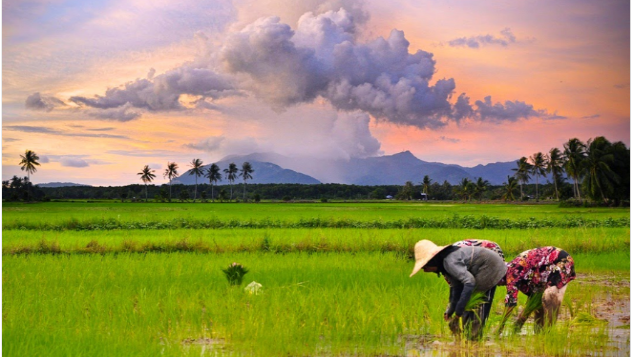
top-left (505, 136), bottom-right (629, 205)
top-left (138, 159), bottom-right (254, 202)
top-left (4, 136), bottom-right (629, 205)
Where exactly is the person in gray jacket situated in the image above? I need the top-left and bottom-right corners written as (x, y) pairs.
top-left (410, 240), bottom-right (507, 339)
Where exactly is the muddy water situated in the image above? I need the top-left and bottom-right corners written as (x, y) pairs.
top-left (402, 273), bottom-right (630, 357)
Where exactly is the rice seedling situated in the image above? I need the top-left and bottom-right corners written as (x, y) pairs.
top-left (3, 250), bottom-right (627, 356)
top-left (222, 262), bottom-right (249, 286)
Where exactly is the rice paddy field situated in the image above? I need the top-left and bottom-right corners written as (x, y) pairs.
top-left (2, 201), bottom-right (630, 356)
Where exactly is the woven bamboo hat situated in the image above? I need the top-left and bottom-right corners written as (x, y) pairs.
top-left (409, 240), bottom-right (449, 277)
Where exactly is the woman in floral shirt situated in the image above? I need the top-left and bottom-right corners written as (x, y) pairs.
top-left (500, 246), bottom-right (576, 332)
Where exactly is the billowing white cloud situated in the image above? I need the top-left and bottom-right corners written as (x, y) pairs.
top-left (27, 5), bottom-right (555, 130)
top-left (221, 9), bottom-right (456, 128)
top-left (330, 112), bottom-right (381, 158)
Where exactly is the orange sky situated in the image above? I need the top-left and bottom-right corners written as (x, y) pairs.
top-left (2, 0), bottom-right (630, 185)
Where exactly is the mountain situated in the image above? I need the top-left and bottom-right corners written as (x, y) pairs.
top-left (462, 162), bottom-right (518, 185)
top-left (206, 151), bottom-right (517, 185)
top-left (172, 159), bottom-right (320, 185)
top-left (37, 182), bottom-right (92, 188)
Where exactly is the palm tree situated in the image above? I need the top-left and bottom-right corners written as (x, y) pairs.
top-left (239, 162), bottom-right (255, 201)
top-left (564, 138), bottom-right (586, 200)
top-left (582, 136), bottom-right (619, 202)
top-left (473, 177), bottom-right (490, 201)
top-left (457, 178), bottom-right (473, 201)
top-left (224, 162), bottom-right (238, 201)
top-left (422, 175), bottom-right (432, 195)
top-left (19, 150), bottom-right (41, 182)
top-left (163, 162), bottom-right (179, 202)
top-left (546, 148), bottom-right (564, 201)
top-left (529, 152), bottom-right (546, 202)
top-left (502, 176), bottom-right (518, 201)
top-left (188, 158), bottom-right (204, 202)
top-left (512, 157), bottom-right (531, 200)
top-left (205, 163), bottom-right (222, 202)
top-left (137, 165), bottom-right (156, 202)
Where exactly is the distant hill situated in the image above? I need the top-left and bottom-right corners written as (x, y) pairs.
top-left (37, 182), bottom-right (92, 188)
top-left (462, 161), bottom-right (518, 184)
top-left (172, 159), bottom-right (320, 185)
top-left (216, 151), bottom-right (517, 185)
top-left (169, 151), bottom-right (521, 186)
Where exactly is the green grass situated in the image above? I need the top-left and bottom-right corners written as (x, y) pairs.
top-left (3, 252), bottom-right (627, 357)
top-left (3, 201), bottom-right (629, 356)
top-left (3, 201), bottom-right (630, 229)
top-left (3, 227), bottom-right (629, 256)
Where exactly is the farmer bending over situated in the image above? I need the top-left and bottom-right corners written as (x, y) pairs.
top-left (499, 246), bottom-right (576, 333)
top-left (410, 240), bottom-right (507, 340)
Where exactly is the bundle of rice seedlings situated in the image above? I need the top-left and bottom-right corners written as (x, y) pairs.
top-left (222, 262), bottom-right (249, 286)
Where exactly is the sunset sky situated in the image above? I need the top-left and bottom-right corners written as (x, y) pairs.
top-left (2, 0), bottom-right (630, 186)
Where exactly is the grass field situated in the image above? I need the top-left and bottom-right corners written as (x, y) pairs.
top-left (2, 201), bottom-right (630, 229)
top-left (2, 201), bottom-right (630, 356)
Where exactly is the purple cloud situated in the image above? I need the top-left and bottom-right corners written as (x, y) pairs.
top-left (448, 28), bottom-right (517, 49)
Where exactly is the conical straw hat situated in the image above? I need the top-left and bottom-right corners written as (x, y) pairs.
top-left (409, 240), bottom-right (449, 277)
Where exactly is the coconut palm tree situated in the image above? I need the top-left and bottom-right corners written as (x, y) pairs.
top-left (422, 175), bottom-right (432, 195)
top-left (19, 150), bottom-right (41, 182)
top-left (529, 152), bottom-right (546, 202)
top-left (502, 176), bottom-right (518, 201)
top-left (224, 162), bottom-right (238, 201)
top-left (582, 136), bottom-right (618, 202)
top-left (137, 165), bottom-right (156, 202)
top-left (512, 157), bottom-right (531, 200)
top-left (457, 178), bottom-right (473, 201)
top-left (564, 138), bottom-right (586, 200)
top-left (473, 177), bottom-right (490, 201)
top-left (188, 158), bottom-right (204, 202)
top-left (205, 163), bottom-right (222, 202)
top-left (239, 162), bottom-right (255, 201)
top-left (163, 162), bottom-right (179, 202)
top-left (546, 148), bottom-right (564, 201)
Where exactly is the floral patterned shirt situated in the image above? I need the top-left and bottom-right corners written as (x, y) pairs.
top-left (453, 239), bottom-right (504, 259)
top-left (504, 246), bottom-right (576, 307)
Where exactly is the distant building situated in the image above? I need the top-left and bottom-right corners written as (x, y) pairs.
top-left (421, 192), bottom-right (428, 201)
top-left (386, 195), bottom-right (393, 199)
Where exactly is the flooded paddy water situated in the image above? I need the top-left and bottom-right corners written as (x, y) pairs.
top-left (403, 273), bottom-right (630, 357)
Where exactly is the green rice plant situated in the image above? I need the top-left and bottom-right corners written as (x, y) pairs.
top-left (2, 201), bottom-right (629, 231)
top-left (571, 312), bottom-right (607, 327)
top-left (222, 262), bottom-right (249, 286)
top-left (465, 291), bottom-right (488, 311)
top-left (3, 251), bottom-right (626, 356)
top-left (513, 291), bottom-right (544, 333)
top-left (3, 227), bottom-right (630, 259)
